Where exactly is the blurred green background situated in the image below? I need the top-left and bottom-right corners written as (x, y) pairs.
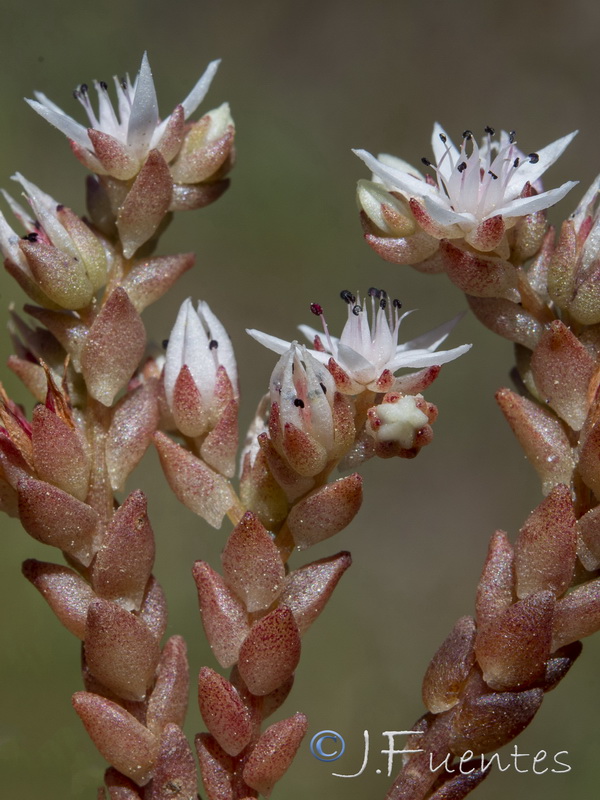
top-left (1, 1), bottom-right (599, 798)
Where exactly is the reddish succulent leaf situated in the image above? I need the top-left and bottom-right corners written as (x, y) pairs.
top-left (242, 713), bottom-right (308, 797)
top-left (287, 474), bottom-right (363, 550)
top-left (237, 606), bottom-right (301, 696)
top-left (198, 667), bottom-right (253, 756)
top-left (422, 617), bottom-right (476, 714)
top-left (146, 636), bottom-right (189, 735)
top-left (221, 512), bottom-right (285, 613)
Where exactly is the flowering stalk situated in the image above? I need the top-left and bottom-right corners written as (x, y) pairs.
top-left (156, 288), bottom-right (468, 797)
top-left (356, 124), bottom-right (600, 799)
top-left (0, 54), bottom-right (234, 798)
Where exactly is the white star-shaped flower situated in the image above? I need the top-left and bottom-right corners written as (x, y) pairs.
top-left (248, 288), bottom-right (471, 394)
top-left (354, 125), bottom-right (578, 253)
top-left (27, 52), bottom-right (221, 179)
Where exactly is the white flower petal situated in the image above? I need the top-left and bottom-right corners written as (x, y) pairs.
top-left (199, 300), bottom-right (238, 396)
top-left (127, 52), bottom-right (159, 158)
top-left (180, 59), bottom-right (220, 119)
top-left (353, 149), bottom-right (438, 199)
top-left (506, 131), bottom-right (578, 195)
top-left (336, 343), bottom-right (378, 383)
top-left (423, 195), bottom-right (475, 230)
top-left (247, 328), bottom-right (294, 355)
top-left (399, 312), bottom-right (465, 352)
top-left (492, 181), bottom-right (578, 220)
top-left (431, 122), bottom-right (459, 182)
top-left (388, 343), bottom-right (472, 371)
top-left (25, 97), bottom-right (92, 150)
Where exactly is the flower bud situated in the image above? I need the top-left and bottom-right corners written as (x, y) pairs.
top-left (0, 175), bottom-right (108, 308)
top-left (366, 392), bottom-right (436, 458)
top-left (164, 298), bottom-right (238, 475)
top-left (169, 103), bottom-right (235, 186)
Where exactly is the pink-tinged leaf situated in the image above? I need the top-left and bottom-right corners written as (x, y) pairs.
top-left (200, 398), bottom-right (239, 478)
top-left (221, 512), bottom-right (285, 613)
top-left (170, 180), bottom-right (230, 212)
top-left (31, 405), bottom-right (90, 501)
top-left (237, 606), bottom-right (301, 696)
top-left (4, 256), bottom-right (61, 308)
top-left (171, 365), bottom-right (207, 437)
top-left (122, 254), bottom-right (194, 314)
top-left (466, 214), bottom-right (505, 252)
top-left (57, 206), bottom-right (108, 292)
top-left (88, 129), bottom-right (139, 180)
top-left (0, 429), bottom-right (33, 487)
top-left (198, 667), bottom-right (254, 756)
top-left (257, 432), bottom-right (315, 503)
top-left (279, 551), bottom-right (351, 635)
top-left (239, 447), bottom-right (289, 530)
top-left (547, 219), bottom-right (576, 308)
top-left (195, 733), bottom-right (236, 800)
top-left (578, 418), bottom-right (600, 498)
top-left (84, 598), bottom-right (161, 701)
top-left (281, 422), bottom-right (328, 477)
top-left (422, 617), bottom-right (476, 714)
top-left (146, 636), bottom-right (189, 735)
top-left (577, 506), bottom-right (600, 570)
top-left (106, 380), bottom-right (159, 492)
top-left (20, 239), bottom-right (94, 309)
top-left (440, 240), bottom-right (518, 299)
top-left (362, 223), bottom-right (440, 267)
top-left (530, 320), bottom-right (596, 430)
top-left (154, 432), bottom-right (235, 528)
top-left (117, 150), bottom-right (173, 259)
top-left (449, 678), bottom-right (543, 756)
top-left (6, 355), bottom-right (48, 403)
top-left (90, 490), bottom-right (155, 611)
top-left (474, 590), bottom-right (555, 691)
top-left (193, 561), bottom-right (250, 668)
top-left (514, 484), bottom-right (577, 599)
top-left (287, 474), bottom-right (363, 550)
top-left (22, 558), bottom-right (96, 639)
top-left (24, 304), bottom-right (88, 371)
top-left (72, 691), bottom-right (159, 786)
top-left (426, 762), bottom-right (491, 800)
top-left (155, 104), bottom-right (185, 163)
top-left (81, 288), bottom-right (146, 406)
top-left (467, 295), bottom-right (543, 350)
top-left (103, 767), bottom-right (143, 799)
top-left (496, 388), bottom-right (574, 494)
top-left (170, 124), bottom-right (234, 184)
top-left (552, 577), bottom-right (600, 650)
top-left (242, 713), bottom-right (308, 797)
top-left (139, 577), bottom-right (168, 642)
top-left (393, 366), bottom-right (441, 395)
top-left (146, 724), bottom-right (197, 800)
top-left (476, 531), bottom-right (515, 630)
top-left (17, 476), bottom-right (100, 565)
top-left (0, 473), bottom-right (18, 516)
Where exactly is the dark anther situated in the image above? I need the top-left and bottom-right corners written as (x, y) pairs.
top-left (513, 157), bottom-right (520, 168)
top-left (22, 232), bottom-right (38, 242)
top-left (484, 126), bottom-right (495, 135)
top-left (352, 304), bottom-right (362, 316)
top-left (56, 204), bottom-right (64, 212)
top-left (380, 298), bottom-right (387, 310)
top-left (80, 83), bottom-right (88, 94)
top-left (439, 133), bottom-right (447, 143)
top-left (99, 80), bottom-right (108, 90)
top-left (319, 382), bottom-right (327, 394)
top-left (340, 289), bottom-right (355, 304)
top-left (528, 153), bottom-right (540, 164)
top-left (457, 162), bottom-right (467, 173)
top-left (368, 287), bottom-right (381, 298)
top-left (162, 339), bottom-right (169, 349)
top-left (293, 398), bottom-right (305, 408)
top-left (488, 171), bottom-right (498, 180)
top-left (421, 157), bottom-right (432, 166)
top-left (209, 339), bottom-right (219, 350)
top-left (310, 302), bottom-right (323, 316)
top-left (462, 129), bottom-right (473, 139)
top-left (509, 130), bottom-right (516, 144)
top-left (393, 298), bottom-right (402, 309)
